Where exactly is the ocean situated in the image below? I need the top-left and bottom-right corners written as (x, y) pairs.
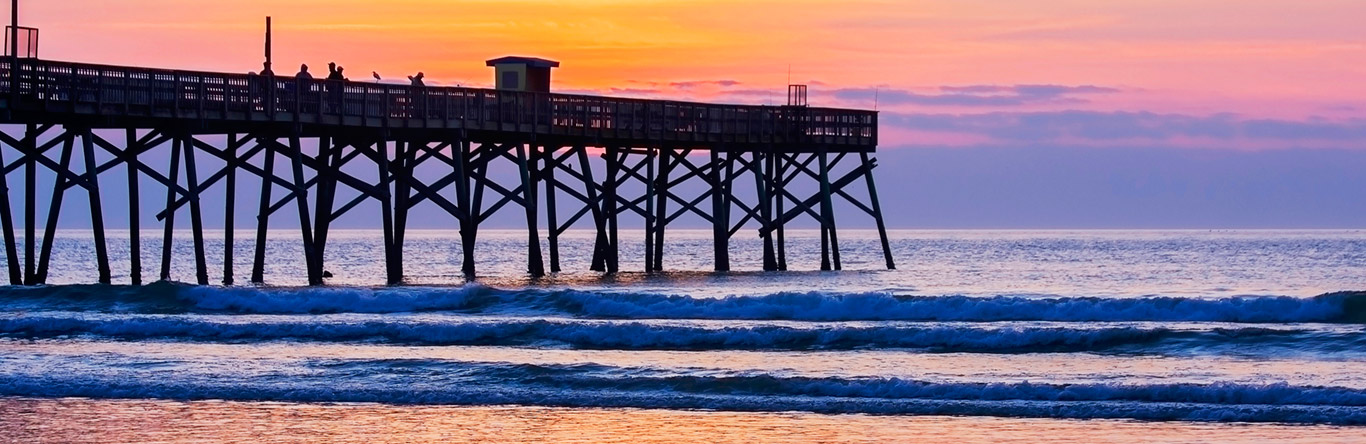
top-left (1, 229), bottom-right (1364, 443)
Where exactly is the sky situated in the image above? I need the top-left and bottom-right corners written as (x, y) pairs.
top-left (10, 0), bottom-right (1366, 228)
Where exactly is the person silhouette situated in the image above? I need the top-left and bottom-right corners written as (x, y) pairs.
top-left (408, 72), bottom-right (425, 87)
top-left (327, 62), bottom-right (345, 81)
top-left (295, 63), bottom-right (312, 79)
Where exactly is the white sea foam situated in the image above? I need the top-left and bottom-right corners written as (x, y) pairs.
top-left (4, 284), bottom-right (1355, 323)
top-left (1, 313), bottom-right (1361, 354)
top-left (2, 360), bottom-right (1364, 424)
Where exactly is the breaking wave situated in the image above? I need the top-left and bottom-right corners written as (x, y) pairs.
top-left (2, 313), bottom-right (1362, 354)
top-left (0, 284), bottom-right (1362, 323)
top-left (2, 360), bottom-right (1365, 424)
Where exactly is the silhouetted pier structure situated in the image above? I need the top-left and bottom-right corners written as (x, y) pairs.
top-left (0, 53), bottom-right (892, 285)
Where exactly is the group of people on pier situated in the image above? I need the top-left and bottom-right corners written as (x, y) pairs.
top-left (252, 60), bottom-right (425, 87)
top-left (282, 62), bottom-right (424, 87)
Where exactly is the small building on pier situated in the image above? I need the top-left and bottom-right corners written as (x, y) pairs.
top-left (486, 56), bottom-right (560, 92)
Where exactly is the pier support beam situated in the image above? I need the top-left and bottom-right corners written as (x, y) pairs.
top-left (251, 137), bottom-right (275, 284)
top-left (516, 143), bottom-right (545, 277)
top-left (158, 136), bottom-right (181, 282)
top-left (710, 150), bottom-right (729, 272)
top-left (378, 139), bottom-right (400, 285)
top-left (125, 129), bottom-right (143, 285)
top-left (0, 129), bottom-right (22, 285)
top-left (542, 145), bottom-right (562, 273)
top-left (861, 152), bottom-right (895, 270)
top-left (603, 146), bottom-right (621, 273)
top-left (222, 134), bottom-right (237, 285)
top-left (78, 128), bottom-right (112, 284)
top-left (287, 132), bottom-right (321, 286)
top-left (817, 151), bottom-right (841, 271)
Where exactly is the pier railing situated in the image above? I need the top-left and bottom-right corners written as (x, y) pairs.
top-left (1, 59), bottom-right (876, 149)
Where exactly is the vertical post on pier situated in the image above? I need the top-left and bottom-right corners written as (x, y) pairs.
top-left (861, 152), bottom-right (895, 270)
top-left (0, 131), bottom-right (22, 285)
top-left (222, 134), bottom-right (237, 285)
top-left (643, 147), bottom-right (656, 272)
top-left (159, 136), bottom-right (181, 281)
top-left (709, 149), bottom-right (729, 272)
top-left (392, 140), bottom-right (411, 280)
top-left (251, 136), bottom-right (274, 283)
top-left (22, 124), bottom-right (36, 284)
top-left (577, 146), bottom-right (609, 272)
top-left (125, 129), bottom-right (142, 285)
top-left (817, 150), bottom-right (841, 270)
top-left (287, 131), bottom-right (320, 285)
top-left (774, 152), bottom-right (788, 271)
top-left (377, 139), bottom-right (400, 285)
top-left (263, 17), bottom-right (272, 76)
top-left (8, 0), bottom-right (17, 100)
top-left (753, 150), bottom-right (777, 271)
top-left (603, 146), bottom-right (620, 273)
top-left (466, 141), bottom-right (491, 278)
top-left (451, 138), bottom-right (472, 278)
top-left (182, 135), bottom-right (209, 285)
top-left (652, 148), bottom-right (671, 272)
top-left (35, 133), bottom-right (75, 284)
top-left (311, 135), bottom-right (339, 282)
top-left (79, 128), bottom-right (111, 284)
top-left (516, 142), bottom-right (545, 277)
top-left (542, 145), bottom-right (562, 273)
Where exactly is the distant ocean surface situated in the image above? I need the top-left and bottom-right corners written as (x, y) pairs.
top-left (2, 229), bottom-right (1365, 443)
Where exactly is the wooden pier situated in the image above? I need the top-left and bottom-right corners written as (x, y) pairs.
top-left (0, 57), bottom-right (893, 285)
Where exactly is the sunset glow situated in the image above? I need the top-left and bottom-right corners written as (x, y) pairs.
top-left (19, 0), bottom-right (1366, 148)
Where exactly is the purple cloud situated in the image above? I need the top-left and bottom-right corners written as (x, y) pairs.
top-left (882, 110), bottom-right (1366, 145)
top-left (834, 84), bottom-right (1120, 107)
top-left (669, 79), bottom-right (743, 89)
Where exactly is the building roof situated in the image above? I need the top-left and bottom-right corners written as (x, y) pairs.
top-left (485, 56), bottom-right (561, 68)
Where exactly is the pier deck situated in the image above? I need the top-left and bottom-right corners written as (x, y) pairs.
top-left (0, 58), bottom-right (893, 285)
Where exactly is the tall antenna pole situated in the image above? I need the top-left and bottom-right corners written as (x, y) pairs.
top-left (10, 0), bottom-right (18, 58)
top-left (9, 0), bottom-right (18, 99)
top-left (263, 16), bottom-right (272, 74)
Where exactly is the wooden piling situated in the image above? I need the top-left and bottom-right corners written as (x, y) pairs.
top-left (817, 151), bottom-right (841, 271)
top-left (159, 136), bottom-right (182, 281)
top-left (181, 137), bottom-right (209, 285)
top-left (0, 130), bottom-right (22, 284)
top-left (126, 129), bottom-right (142, 285)
top-left (577, 146), bottom-right (609, 272)
top-left (753, 151), bottom-right (777, 271)
top-left (451, 138), bottom-right (473, 278)
top-left (515, 143), bottom-right (545, 276)
top-left (23, 124), bottom-right (37, 284)
top-left (286, 133), bottom-right (321, 285)
top-left (542, 145), bottom-right (562, 273)
top-left (710, 150), bottom-right (729, 271)
top-left (652, 148), bottom-right (671, 272)
top-left (603, 146), bottom-right (621, 273)
top-left (643, 147), bottom-right (656, 272)
top-left (222, 134), bottom-right (237, 285)
top-left (377, 140), bottom-right (400, 285)
top-left (251, 137), bottom-right (274, 283)
top-left (861, 152), bottom-right (895, 270)
top-left (774, 153), bottom-right (788, 271)
top-left (78, 128), bottom-right (112, 284)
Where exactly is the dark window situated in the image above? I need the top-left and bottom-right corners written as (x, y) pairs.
top-left (502, 71), bottom-right (520, 90)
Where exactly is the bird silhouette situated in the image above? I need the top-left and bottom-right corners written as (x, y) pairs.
top-left (372, 71), bottom-right (381, 82)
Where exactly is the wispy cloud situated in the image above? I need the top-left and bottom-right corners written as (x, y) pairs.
top-left (834, 84), bottom-right (1121, 107)
top-left (669, 79), bottom-right (742, 89)
top-left (882, 111), bottom-right (1366, 148)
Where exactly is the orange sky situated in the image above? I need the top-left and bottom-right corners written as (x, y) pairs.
top-left (14, 0), bottom-right (1366, 147)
